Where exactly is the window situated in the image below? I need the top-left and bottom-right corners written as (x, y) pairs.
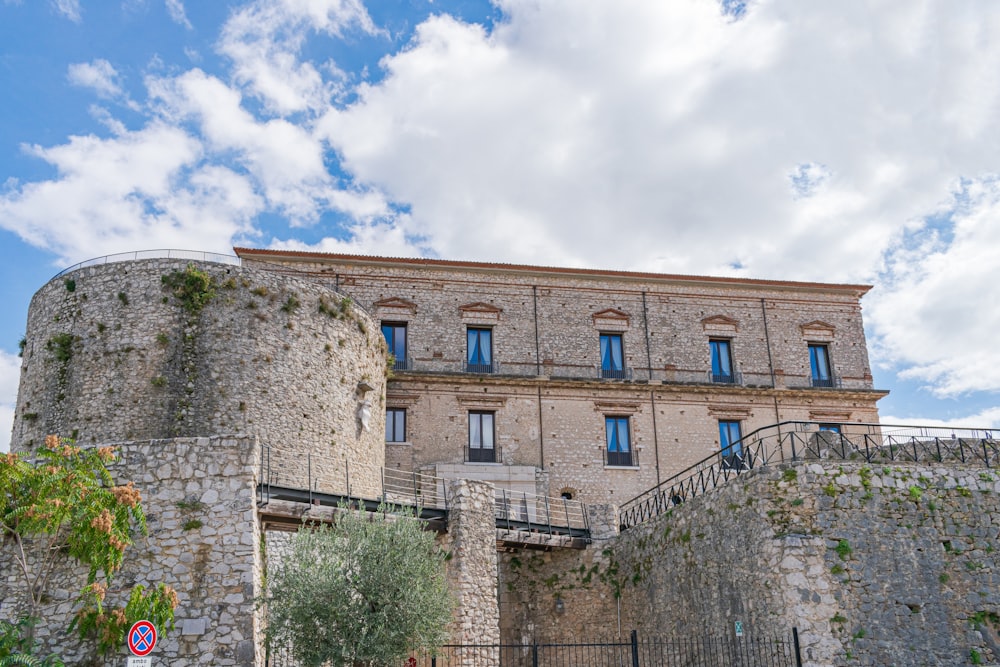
top-left (385, 408), bottom-right (406, 442)
top-left (600, 333), bottom-right (627, 379)
top-left (809, 344), bottom-right (833, 387)
top-left (381, 322), bottom-right (408, 371)
top-left (818, 423), bottom-right (841, 433)
top-left (709, 339), bottom-right (734, 383)
top-left (466, 328), bottom-right (493, 373)
top-left (605, 416), bottom-right (634, 466)
top-left (467, 411), bottom-right (496, 462)
top-left (719, 420), bottom-right (744, 470)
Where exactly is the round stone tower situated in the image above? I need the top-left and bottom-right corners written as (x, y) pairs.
top-left (13, 257), bottom-right (386, 496)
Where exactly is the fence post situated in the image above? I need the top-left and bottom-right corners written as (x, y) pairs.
top-left (532, 642), bottom-right (539, 667)
top-left (631, 629), bottom-right (639, 667)
top-left (793, 627), bottom-right (803, 667)
top-left (308, 453), bottom-right (313, 506)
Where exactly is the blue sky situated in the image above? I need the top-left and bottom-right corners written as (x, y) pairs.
top-left (3, 0), bottom-right (1000, 450)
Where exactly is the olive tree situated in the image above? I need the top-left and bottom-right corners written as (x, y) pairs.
top-left (0, 435), bottom-right (177, 663)
top-left (264, 505), bottom-right (453, 667)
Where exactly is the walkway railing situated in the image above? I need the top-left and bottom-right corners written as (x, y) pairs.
top-left (618, 421), bottom-right (1000, 530)
top-left (52, 249), bottom-right (241, 279)
top-left (258, 445), bottom-right (589, 537)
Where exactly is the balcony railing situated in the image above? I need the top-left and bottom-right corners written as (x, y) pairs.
top-left (709, 370), bottom-right (743, 385)
top-left (390, 355), bottom-right (413, 372)
top-left (605, 448), bottom-right (637, 467)
top-left (810, 375), bottom-right (841, 388)
top-left (599, 366), bottom-right (633, 380)
top-left (465, 361), bottom-right (498, 374)
top-left (465, 446), bottom-right (501, 463)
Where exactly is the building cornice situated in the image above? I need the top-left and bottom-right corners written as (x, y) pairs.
top-left (234, 247), bottom-right (873, 297)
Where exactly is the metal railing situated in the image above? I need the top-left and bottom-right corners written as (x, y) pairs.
top-left (392, 355), bottom-right (414, 371)
top-left (268, 629), bottom-right (802, 666)
top-left (709, 370), bottom-right (743, 385)
top-left (605, 448), bottom-right (638, 468)
top-left (52, 249), bottom-right (241, 280)
top-left (494, 487), bottom-right (589, 535)
top-left (466, 446), bottom-right (502, 464)
top-left (618, 421), bottom-right (1000, 530)
top-left (258, 444), bottom-right (588, 537)
top-left (599, 365), bottom-right (633, 380)
top-left (466, 361), bottom-right (499, 374)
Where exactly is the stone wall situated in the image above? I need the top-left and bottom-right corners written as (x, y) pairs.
top-left (0, 436), bottom-right (263, 666)
top-left (13, 258), bottom-right (386, 497)
top-left (241, 250), bottom-right (885, 505)
top-left (499, 461), bottom-right (1000, 667)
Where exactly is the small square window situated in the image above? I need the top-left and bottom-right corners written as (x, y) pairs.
top-left (386, 408), bottom-right (406, 443)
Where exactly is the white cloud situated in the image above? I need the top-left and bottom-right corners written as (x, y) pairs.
top-left (867, 176), bottom-right (1000, 397)
top-left (52, 0), bottom-right (80, 22)
top-left (315, 1), bottom-right (1000, 285)
top-left (165, 0), bottom-right (192, 29)
top-left (0, 123), bottom-right (261, 264)
top-left (68, 59), bottom-right (124, 98)
top-left (0, 350), bottom-right (20, 453)
top-left (218, 0), bottom-right (380, 115)
top-left (881, 406), bottom-right (1000, 431)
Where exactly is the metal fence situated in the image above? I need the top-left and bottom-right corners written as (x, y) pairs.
top-left (268, 629), bottom-right (802, 666)
top-left (258, 444), bottom-right (589, 538)
top-left (52, 248), bottom-right (241, 279)
top-left (619, 421), bottom-right (1000, 530)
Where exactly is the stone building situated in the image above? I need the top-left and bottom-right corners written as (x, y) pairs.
top-left (237, 248), bottom-right (888, 505)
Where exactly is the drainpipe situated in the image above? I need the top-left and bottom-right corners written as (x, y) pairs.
top-left (641, 292), bottom-right (653, 381)
top-left (532, 285), bottom-right (541, 376)
top-left (760, 298), bottom-right (782, 430)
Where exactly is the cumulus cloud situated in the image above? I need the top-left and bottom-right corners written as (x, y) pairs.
top-left (0, 350), bottom-right (20, 453)
top-left (165, 0), bottom-right (192, 29)
top-left (0, 123), bottom-right (261, 264)
top-left (68, 60), bottom-right (124, 98)
top-left (5, 0), bottom-right (1000, 410)
top-left (52, 0), bottom-right (80, 22)
top-left (316, 1), bottom-right (1000, 285)
top-left (218, 0), bottom-right (380, 115)
top-left (867, 176), bottom-right (1000, 397)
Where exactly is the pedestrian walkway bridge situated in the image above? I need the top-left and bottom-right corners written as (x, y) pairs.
top-left (256, 445), bottom-right (590, 550)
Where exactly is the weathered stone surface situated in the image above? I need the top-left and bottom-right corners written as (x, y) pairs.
top-left (500, 462), bottom-right (1000, 667)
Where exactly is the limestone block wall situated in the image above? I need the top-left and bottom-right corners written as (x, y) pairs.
top-left (500, 462), bottom-right (1000, 667)
top-left (0, 436), bottom-right (263, 666)
top-left (238, 250), bottom-right (878, 390)
top-left (440, 479), bottom-right (501, 663)
top-left (13, 258), bottom-right (386, 497)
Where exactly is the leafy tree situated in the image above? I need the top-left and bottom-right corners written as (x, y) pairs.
top-left (0, 435), bottom-right (178, 661)
top-left (264, 505), bottom-right (453, 667)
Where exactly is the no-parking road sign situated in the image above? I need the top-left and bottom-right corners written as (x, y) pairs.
top-left (127, 620), bottom-right (157, 657)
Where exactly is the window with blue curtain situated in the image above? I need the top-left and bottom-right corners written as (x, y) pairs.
top-left (719, 420), bottom-right (743, 470)
top-left (468, 411), bottom-right (495, 462)
top-left (381, 322), bottom-right (408, 370)
top-left (809, 344), bottom-right (832, 387)
top-left (467, 327), bottom-right (493, 373)
top-left (710, 339), bottom-right (733, 383)
top-left (385, 408), bottom-right (406, 442)
top-left (600, 333), bottom-right (625, 378)
top-left (605, 416), bottom-right (633, 466)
